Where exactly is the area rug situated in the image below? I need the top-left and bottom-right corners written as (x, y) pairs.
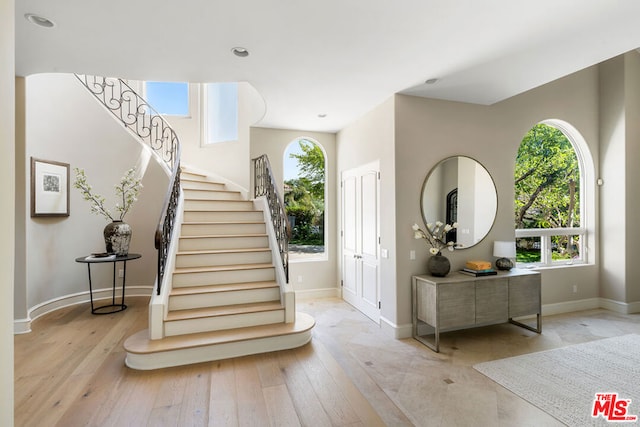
top-left (474, 334), bottom-right (640, 426)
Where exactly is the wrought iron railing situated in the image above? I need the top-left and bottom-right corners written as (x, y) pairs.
top-left (253, 155), bottom-right (290, 283)
top-left (75, 75), bottom-right (181, 295)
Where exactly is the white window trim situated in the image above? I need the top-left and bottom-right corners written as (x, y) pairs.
top-left (515, 227), bottom-right (586, 267)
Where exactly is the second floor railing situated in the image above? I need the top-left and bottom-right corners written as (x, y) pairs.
top-left (75, 75), bottom-right (181, 295)
top-left (253, 154), bottom-right (290, 283)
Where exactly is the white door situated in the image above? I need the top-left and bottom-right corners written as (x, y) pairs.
top-left (341, 162), bottom-right (380, 322)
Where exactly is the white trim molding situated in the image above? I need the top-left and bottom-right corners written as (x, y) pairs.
top-left (14, 285), bottom-right (153, 334)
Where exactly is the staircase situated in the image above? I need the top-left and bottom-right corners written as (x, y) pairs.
top-left (124, 169), bottom-right (314, 370)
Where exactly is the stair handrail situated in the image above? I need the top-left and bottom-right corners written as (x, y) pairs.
top-left (74, 75), bottom-right (181, 295)
top-left (252, 154), bottom-right (290, 283)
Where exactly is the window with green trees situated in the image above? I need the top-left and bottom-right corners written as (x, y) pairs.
top-left (514, 123), bottom-right (583, 265)
top-left (283, 139), bottom-right (325, 258)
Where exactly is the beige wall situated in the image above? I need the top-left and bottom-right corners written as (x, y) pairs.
top-left (1, 0), bottom-right (15, 423)
top-left (336, 97), bottom-right (398, 333)
top-left (250, 127), bottom-right (339, 297)
top-left (624, 52), bottom-right (640, 303)
top-left (395, 66), bottom-right (601, 329)
top-left (340, 66), bottom-right (602, 334)
top-left (20, 73), bottom-right (167, 319)
top-left (599, 56), bottom-right (627, 302)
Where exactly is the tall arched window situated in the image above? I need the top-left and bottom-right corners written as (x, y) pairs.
top-left (283, 138), bottom-right (326, 259)
top-left (514, 120), bottom-right (594, 266)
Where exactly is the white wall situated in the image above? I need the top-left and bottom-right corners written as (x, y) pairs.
top-left (19, 73), bottom-right (168, 322)
top-left (250, 127), bottom-right (339, 298)
top-left (176, 82), bottom-right (260, 191)
top-left (1, 0), bottom-right (15, 423)
top-left (336, 97), bottom-right (398, 334)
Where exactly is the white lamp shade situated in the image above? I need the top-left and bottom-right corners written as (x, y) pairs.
top-left (493, 241), bottom-right (516, 258)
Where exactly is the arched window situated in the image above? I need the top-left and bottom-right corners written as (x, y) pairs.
top-left (514, 120), bottom-right (594, 266)
top-left (283, 138), bottom-right (326, 259)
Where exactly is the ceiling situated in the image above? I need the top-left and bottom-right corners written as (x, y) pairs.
top-left (15, 1), bottom-right (640, 133)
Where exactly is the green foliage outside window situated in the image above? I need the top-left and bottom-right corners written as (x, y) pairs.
top-left (284, 140), bottom-right (325, 246)
top-left (514, 124), bottom-right (580, 262)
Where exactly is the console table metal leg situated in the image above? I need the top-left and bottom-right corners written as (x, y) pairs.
top-left (86, 264), bottom-right (95, 313)
top-left (509, 313), bottom-right (542, 334)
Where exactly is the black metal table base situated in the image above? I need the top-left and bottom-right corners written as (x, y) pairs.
top-left (75, 253), bottom-right (141, 315)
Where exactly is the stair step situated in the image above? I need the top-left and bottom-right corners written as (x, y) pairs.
top-left (180, 221), bottom-right (266, 236)
top-left (167, 301), bottom-right (283, 321)
top-left (181, 178), bottom-right (226, 191)
top-left (183, 210), bottom-right (264, 222)
top-left (123, 312), bottom-right (315, 370)
top-left (184, 199), bottom-right (255, 211)
top-left (171, 281), bottom-right (280, 296)
top-left (169, 281), bottom-right (280, 310)
top-left (175, 248), bottom-right (272, 268)
top-left (183, 188), bottom-right (243, 201)
top-left (164, 301), bottom-right (285, 336)
top-left (172, 263), bottom-right (275, 286)
top-left (178, 234), bottom-right (269, 251)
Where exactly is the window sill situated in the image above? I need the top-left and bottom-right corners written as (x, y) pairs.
top-left (516, 261), bottom-right (594, 271)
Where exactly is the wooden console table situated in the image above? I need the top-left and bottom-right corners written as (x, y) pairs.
top-left (412, 269), bottom-right (541, 352)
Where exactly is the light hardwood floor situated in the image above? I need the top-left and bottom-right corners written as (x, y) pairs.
top-left (14, 296), bottom-right (640, 426)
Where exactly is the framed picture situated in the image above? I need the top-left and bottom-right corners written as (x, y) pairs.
top-left (31, 157), bottom-right (70, 217)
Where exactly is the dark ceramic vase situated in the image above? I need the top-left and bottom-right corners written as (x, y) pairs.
top-left (427, 252), bottom-right (450, 277)
top-left (103, 220), bottom-right (132, 256)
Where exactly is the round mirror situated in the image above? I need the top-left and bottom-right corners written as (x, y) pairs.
top-left (421, 156), bottom-right (497, 249)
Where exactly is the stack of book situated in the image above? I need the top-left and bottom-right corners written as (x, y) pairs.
top-left (460, 260), bottom-right (497, 276)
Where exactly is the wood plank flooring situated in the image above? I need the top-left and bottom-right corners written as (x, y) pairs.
top-left (14, 296), bottom-right (640, 426)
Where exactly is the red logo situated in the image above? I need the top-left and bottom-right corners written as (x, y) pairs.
top-left (592, 393), bottom-right (638, 422)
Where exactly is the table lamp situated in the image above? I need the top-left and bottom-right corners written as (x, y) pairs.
top-left (493, 241), bottom-right (516, 270)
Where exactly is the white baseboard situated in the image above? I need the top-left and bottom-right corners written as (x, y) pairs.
top-left (295, 287), bottom-right (341, 300)
top-left (599, 298), bottom-right (640, 314)
top-left (381, 315), bottom-right (412, 339)
top-left (14, 286), bottom-right (153, 334)
top-left (541, 298), bottom-right (601, 316)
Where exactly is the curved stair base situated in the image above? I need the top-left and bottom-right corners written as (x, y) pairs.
top-left (124, 312), bottom-right (315, 370)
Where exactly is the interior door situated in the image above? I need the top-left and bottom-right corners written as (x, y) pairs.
top-left (341, 162), bottom-right (380, 322)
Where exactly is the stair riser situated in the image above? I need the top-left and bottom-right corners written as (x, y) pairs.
top-left (178, 236), bottom-right (269, 251)
top-left (175, 251), bottom-right (272, 268)
top-left (180, 222), bottom-right (266, 237)
top-left (182, 180), bottom-right (226, 191)
top-left (183, 189), bottom-right (243, 201)
top-left (184, 200), bottom-right (255, 211)
top-left (164, 310), bottom-right (285, 336)
top-left (169, 288), bottom-right (280, 311)
top-left (183, 210), bottom-right (264, 222)
top-left (173, 267), bottom-right (275, 287)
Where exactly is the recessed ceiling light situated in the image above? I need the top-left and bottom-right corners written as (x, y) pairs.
top-left (24, 13), bottom-right (55, 28)
top-left (231, 47), bottom-right (249, 58)
top-left (317, 114), bottom-right (327, 118)
top-left (425, 78), bottom-right (439, 85)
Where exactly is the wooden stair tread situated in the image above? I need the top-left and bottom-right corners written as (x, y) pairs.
top-left (185, 198), bottom-right (250, 202)
top-left (183, 209), bottom-right (262, 213)
top-left (170, 281), bottom-right (279, 296)
top-left (183, 188), bottom-right (241, 195)
top-left (166, 301), bottom-right (284, 321)
top-left (177, 248), bottom-right (271, 256)
top-left (182, 221), bottom-right (264, 225)
top-left (125, 312), bottom-right (315, 354)
top-left (179, 233), bottom-right (268, 239)
top-left (174, 263), bottom-right (273, 274)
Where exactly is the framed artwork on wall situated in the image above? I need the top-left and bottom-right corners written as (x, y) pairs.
top-left (30, 157), bottom-right (70, 217)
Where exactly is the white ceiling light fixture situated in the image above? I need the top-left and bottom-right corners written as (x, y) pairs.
top-left (231, 47), bottom-right (249, 58)
top-left (24, 13), bottom-right (55, 28)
